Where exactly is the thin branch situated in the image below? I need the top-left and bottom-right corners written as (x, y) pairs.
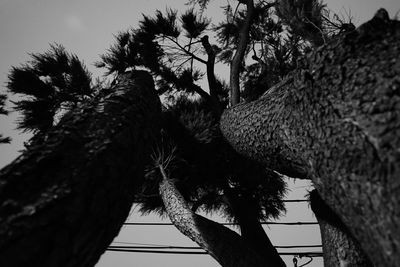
top-left (161, 35), bottom-right (207, 64)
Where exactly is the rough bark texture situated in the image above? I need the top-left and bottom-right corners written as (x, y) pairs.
top-left (0, 71), bottom-right (161, 267)
top-left (310, 190), bottom-right (373, 267)
top-left (158, 167), bottom-right (281, 267)
top-left (220, 13), bottom-right (400, 267)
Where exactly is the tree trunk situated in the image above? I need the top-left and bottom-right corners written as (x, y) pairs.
top-left (310, 190), bottom-right (373, 267)
top-left (158, 164), bottom-right (283, 267)
top-left (0, 71), bottom-right (161, 267)
top-left (226, 192), bottom-right (285, 267)
top-left (220, 12), bottom-right (400, 267)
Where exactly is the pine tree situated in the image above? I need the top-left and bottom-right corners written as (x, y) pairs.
top-left (95, 2), bottom-right (349, 265)
top-left (2, 1), bottom-right (394, 267)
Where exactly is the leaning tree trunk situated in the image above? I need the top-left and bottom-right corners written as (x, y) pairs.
top-left (0, 71), bottom-right (161, 267)
top-left (309, 190), bottom-right (373, 267)
top-left (157, 164), bottom-right (283, 267)
top-left (225, 191), bottom-right (285, 267)
top-left (220, 11), bottom-right (400, 267)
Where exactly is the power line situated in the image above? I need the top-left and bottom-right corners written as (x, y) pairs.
top-left (123, 221), bottom-right (318, 226)
top-left (107, 248), bottom-right (206, 254)
top-left (110, 245), bottom-right (202, 250)
top-left (262, 222), bottom-right (317, 225)
top-left (283, 199), bottom-right (308, 203)
top-left (106, 248), bottom-right (323, 257)
top-left (112, 241), bottom-right (169, 247)
top-left (133, 199), bottom-right (309, 204)
top-left (109, 245), bottom-right (322, 250)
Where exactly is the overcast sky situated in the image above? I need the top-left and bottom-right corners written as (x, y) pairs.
top-left (0, 1), bottom-right (399, 267)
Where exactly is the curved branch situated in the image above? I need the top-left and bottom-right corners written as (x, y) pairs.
top-left (158, 164), bottom-right (279, 267)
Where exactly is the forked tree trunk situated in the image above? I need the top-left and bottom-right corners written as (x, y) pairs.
top-left (158, 165), bottom-right (283, 267)
top-left (220, 12), bottom-right (400, 267)
top-left (0, 71), bottom-right (161, 267)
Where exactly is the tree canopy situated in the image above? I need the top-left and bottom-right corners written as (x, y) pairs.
top-left (2, 1), bottom-right (396, 267)
top-left (7, 44), bottom-right (92, 133)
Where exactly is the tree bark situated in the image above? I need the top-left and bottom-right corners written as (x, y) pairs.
top-left (220, 13), bottom-right (400, 267)
top-left (158, 165), bottom-right (283, 267)
top-left (310, 190), bottom-right (373, 267)
top-left (0, 71), bottom-right (161, 267)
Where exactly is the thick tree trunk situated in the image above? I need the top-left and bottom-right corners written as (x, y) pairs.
top-left (310, 190), bottom-right (373, 267)
top-left (158, 165), bottom-right (283, 267)
top-left (0, 71), bottom-right (161, 267)
top-left (220, 13), bottom-right (400, 267)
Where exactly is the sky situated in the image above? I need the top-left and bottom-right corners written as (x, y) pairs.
top-left (0, 0), bottom-right (399, 267)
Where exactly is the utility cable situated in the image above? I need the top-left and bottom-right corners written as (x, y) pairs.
top-left (106, 248), bottom-right (323, 257)
top-left (109, 244), bottom-right (322, 249)
top-left (123, 221), bottom-right (318, 226)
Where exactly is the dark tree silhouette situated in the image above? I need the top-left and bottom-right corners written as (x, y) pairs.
top-left (0, 94), bottom-right (11, 144)
top-left (7, 44), bottom-right (92, 133)
top-left (0, 1), bottom-right (396, 267)
top-left (0, 71), bottom-right (161, 267)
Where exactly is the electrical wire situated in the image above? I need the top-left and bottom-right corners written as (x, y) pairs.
top-left (283, 199), bottom-right (309, 202)
top-left (112, 241), bottom-right (169, 247)
top-left (109, 245), bottom-right (322, 250)
top-left (106, 248), bottom-right (323, 257)
top-left (123, 221), bottom-right (318, 226)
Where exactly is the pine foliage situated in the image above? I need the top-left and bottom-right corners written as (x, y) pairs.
top-left (141, 9), bottom-right (181, 38)
top-left (0, 94), bottom-right (11, 144)
top-left (181, 9), bottom-right (210, 39)
top-left (138, 96), bottom-right (286, 221)
top-left (4, 0), bottom-right (351, 232)
top-left (7, 44), bottom-right (92, 133)
top-left (97, 8), bottom-right (215, 102)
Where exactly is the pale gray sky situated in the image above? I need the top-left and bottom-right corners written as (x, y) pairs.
top-left (0, 1), bottom-right (399, 267)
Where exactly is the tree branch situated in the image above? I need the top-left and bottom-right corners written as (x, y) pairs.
top-left (200, 35), bottom-right (223, 113)
top-left (158, 164), bottom-right (276, 267)
top-left (229, 0), bottom-right (255, 106)
top-left (162, 35), bottom-right (207, 65)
